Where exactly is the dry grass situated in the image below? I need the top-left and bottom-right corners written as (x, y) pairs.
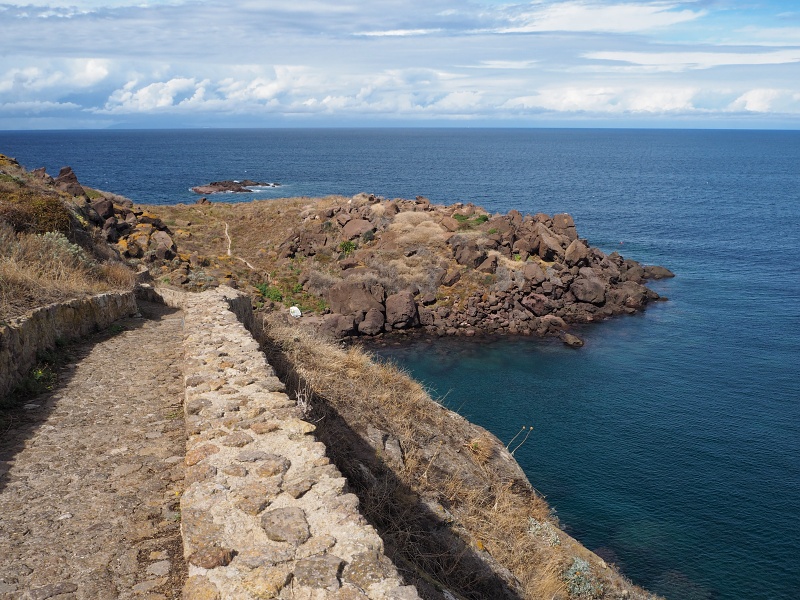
top-left (0, 224), bottom-right (135, 321)
top-left (0, 187), bottom-right (72, 235)
top-left (261, 317), bottom-right (659, 600)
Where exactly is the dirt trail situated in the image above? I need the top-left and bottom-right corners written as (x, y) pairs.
top-left (0, 301), bottom-right (187, 600)
top-left (223, 221), bottom-right (259, 271)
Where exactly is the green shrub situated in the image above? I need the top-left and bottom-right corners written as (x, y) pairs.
top-left (454, 213), bottom-right (490, 230)
top-left (0, 190), bottom-right (71, 234)
top-left (256, 283), bottom-right (284, 302)
top-left (563, 557), bottom-right (603, 598)
top-left (338, 240), bottom-right (356, 256)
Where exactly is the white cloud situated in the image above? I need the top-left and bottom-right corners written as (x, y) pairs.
top-left (73, 58), bottom-right (110, 85)
top-left (729, 89), bottom-right (785, 113)
top-left (0, 59), bottom-right (110, 95)
top-left (472, 60), bottom-right (539, 70)
top-left (429, 90), bottom-right (484, 112)
top-left (585, 49), bottom-right (800, 71)
top-left (496, 1), bottom-right (704, 34)
top-left (1, 1), bottom-right (799, 126)
top-left (0, 100), bottom-right (80, 112)
top-left (504, 85), bottom-right (700, 114)
top-left (356, 29), bottom-right (442, 37)
top-left (722, 26), bottom-right (800, 47)
top-left (103, 77), bottom-right (197, 112)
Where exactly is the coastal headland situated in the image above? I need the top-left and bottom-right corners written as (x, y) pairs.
top-left (118, 192), bottom-right (673, 348)
top-left (1, 155), bottom-right (666, 599)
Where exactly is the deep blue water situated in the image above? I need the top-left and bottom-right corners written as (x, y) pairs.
top-left (2, 129), bottom-right (798, 599)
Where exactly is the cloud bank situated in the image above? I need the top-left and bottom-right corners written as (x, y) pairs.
top-left (1, 0), bottom-right (798, 128)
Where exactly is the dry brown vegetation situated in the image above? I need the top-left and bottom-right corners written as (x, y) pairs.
top-left (262, 316), bottom-right (659, 600)
top-left (144, 195), bottom-right (521, 313)
top-left (0, 154), bottom-right (135, 321)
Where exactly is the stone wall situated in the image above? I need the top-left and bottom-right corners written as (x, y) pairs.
top-left (0, 291), bottom-right (138, 400)
top-left (176, 287), bottom-right (420, 599)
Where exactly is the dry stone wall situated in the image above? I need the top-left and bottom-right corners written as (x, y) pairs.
top-left (0, 291), bottom-right (138, 399)
top-left (171, 287), bottom-right (420, 599)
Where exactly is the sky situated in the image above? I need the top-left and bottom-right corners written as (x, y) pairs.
top-left (0, 0), bottom-right (799, 129)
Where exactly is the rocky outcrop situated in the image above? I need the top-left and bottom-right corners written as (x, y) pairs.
top-left (53, 166), bottom-right (86, 197)
top-left (278, 199), bottom-right (675, 347)
top-left (191, 180), bottom-right (279, 194)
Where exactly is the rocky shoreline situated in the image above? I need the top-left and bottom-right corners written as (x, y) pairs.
top-left (276, 195), bottom-right (674, 347)
top-left (4, 156), bottom-right (674, 349)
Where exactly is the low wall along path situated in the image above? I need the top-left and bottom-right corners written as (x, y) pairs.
top-left (0, 286), bottom-right (420, 599)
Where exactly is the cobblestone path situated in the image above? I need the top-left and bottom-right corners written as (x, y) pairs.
top-left (0, 301), bottom-right (187, 600)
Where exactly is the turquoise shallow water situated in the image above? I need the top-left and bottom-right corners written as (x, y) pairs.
top-left (2, 128), bottom-right (799, 599)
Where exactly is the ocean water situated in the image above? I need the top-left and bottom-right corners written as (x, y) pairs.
top-left (2, 128), bottom-right (798, 599)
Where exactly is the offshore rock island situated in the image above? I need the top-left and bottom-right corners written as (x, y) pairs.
top-left (191, 180), bottom-right (281, 194)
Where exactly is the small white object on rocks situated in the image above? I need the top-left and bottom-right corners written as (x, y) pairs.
top-left (289, 306), bottom-right (302, 318)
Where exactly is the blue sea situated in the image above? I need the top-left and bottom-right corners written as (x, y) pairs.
top-left (2, 128), bottom-right (798, 599)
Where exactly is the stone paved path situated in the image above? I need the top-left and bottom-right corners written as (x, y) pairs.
top-left (0, 301), bottom-right (187, 600)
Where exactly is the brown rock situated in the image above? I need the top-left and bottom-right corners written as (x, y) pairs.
top-left (477, 255), bottom-right (498, 274)
top-left (31, 167), bottom-right (54, 184)
top-left (260, 507), bottom-right (310, 545)
top-left (342, 218), bottom-right (374, 240)
top-left (185, 463), bottom-right (217, 486)
top-left (358, 308), bottom-right (385, 335)
top-left (644, 265), bottom-right (675, 279)
top-left (54, 166), bottom-right (85, 197)
top-left (254, 455), bottom-right (291, 477)
top-left (440, 269), bottom-right (462, 287)
top-left (294, 555), bottom-right (344, 590)
top-left (535, 223), bottom-right (566, 261)
top-left (150, 230), bottom-right (176, 260)
top-left (523, 262), bottom-right (546, 284)
top-left (343, 551), bottom-right (395, 590)
top-left (222, 464), bottom-right (247, 477)
top-left (440, 216), bottom-right (460, 232)
top-left (418, 307), bottom-right (435, 326)
top-left (185, 443), bottom-right (220, 466)
top-left (92, 198), bottom-right (114, 220)
top-left (284, 476), bottom-right (315, 499)
top-left (188, 546), bottom-right (236, 569)
top-left (250, 421), bottom-right (279, 435)
top-left (327, 281), bottom-right (385, 315)
top-left (564, 239), bottom-right (589, 267)
top-left (570, 277), bottom-right (606, 305)
top-left (552, 213), bottom-right (578, 240)
top-left (321, 313), bottom-right (356, 337)
top-left (221, 431), bottom-right (254, 447)
top-left (236, 544), bottom-right (295, 569)
top-left (450, 238), bottom-right (487, 268)
top-left (244, 566), bottom-right (292, 598)
top-left (29, 582), bottom-right (78, 599)
top-left (235, 481), bottom-right (280, 515)
top-left (562, 333), bottom-right (585, 348)
top-left (385, 291), bottom-right (418, 329)
top-left (182, 575), bottom-right (220, 600)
